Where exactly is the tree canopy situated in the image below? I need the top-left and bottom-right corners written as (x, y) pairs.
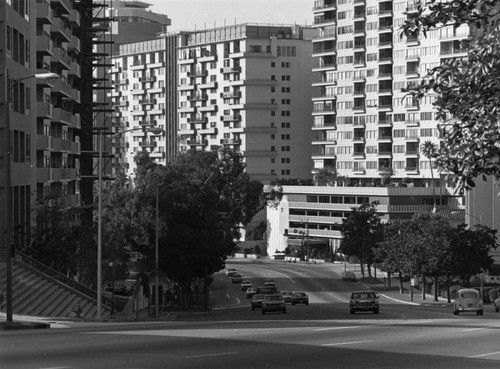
top-left (133, 148), bottom-right (267, 307)
top-left (402, 0), bottom-right (500, 190)
top-left (339, 202), bottom-right (383, 279)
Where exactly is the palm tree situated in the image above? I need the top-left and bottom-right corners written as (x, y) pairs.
top-left (421, 140), bottom-right (438, 211)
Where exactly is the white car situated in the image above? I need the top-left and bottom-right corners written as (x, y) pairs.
top-left (241, 280), bottom-right (252, 291)
top-left (453, 288), bottom-right (483, 316)
top-left (225, 268), bottom-right (236, 277)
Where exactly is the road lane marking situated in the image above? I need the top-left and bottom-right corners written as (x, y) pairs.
top-left (467, 351), bottom-right (500, 358)
top-left (185, 352), bottom-right (237, 359)
top-left (322, 340), bottom-right (373, 347)
top-left (314, 326), bottom-right (360, 332)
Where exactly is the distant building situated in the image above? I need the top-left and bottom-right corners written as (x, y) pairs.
top-left (267, 185), bottom-right (464, 258)
top-left (176, 24), bottom-right (315, 183)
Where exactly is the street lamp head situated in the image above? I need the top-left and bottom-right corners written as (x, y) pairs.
top-left (146, 127), bottom-right (164, 135)
top-left (34, 72), bottom-right (60, 80)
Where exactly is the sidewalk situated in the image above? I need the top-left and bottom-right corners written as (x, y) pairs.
top-left (330, 261), bottom-right (451, 306)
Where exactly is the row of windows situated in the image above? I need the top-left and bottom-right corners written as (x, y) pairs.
top-left (305, 195), bottom-right (370, 205)
top-left (335, 160), bottom-right (428, 170)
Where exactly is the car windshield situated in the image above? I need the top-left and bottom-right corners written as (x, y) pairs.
top-left (266, 295), bottom-right (282, 301)
top-left (352, 292), bottom-right (375, 299)
top-left (460, 291), bottom-right (478, 299)
top-left (294, 292), bottom-right (306, 296)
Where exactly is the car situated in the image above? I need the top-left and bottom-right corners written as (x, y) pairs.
top-left (281, 291), bottom-right (293, 303)
top-left (231, 273), bottom-right (243, 284)
top-left (263, 280), bottom-right (276, 288)
top-left (349, 291), bottom-right (379, 314)
top-left (251, 294), bottom-right (265, 310)
top-left (453, 288), bottom-right (483, 315)
top-left (255, 286), bottom-right (278, 295)
top-left (241, 280), bottom-right (253, 291)
top-left (261, 294), bottom-right (287, 314)
top-left (291, 291), bottom-right (309, 305)
top-left (225, 268), bottom-right (237, 277)
top-left (494, 296), bottom-right (500, 313)
top-left (341, 271), bottom-right (357, 282)
top-left (246, 287), bottom-right (257, 299)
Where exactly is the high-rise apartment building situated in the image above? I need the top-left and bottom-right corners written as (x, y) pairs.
top-left (94, 1), bottom-right (171, 180)
top-left (110, 36), bottom-right (176, 174)
top-left (311, 0), bottom-right (469, 189)
top-left (176, 24), bottom-right (315, 183)
top-left (1, 0), bottom-right (83, 256)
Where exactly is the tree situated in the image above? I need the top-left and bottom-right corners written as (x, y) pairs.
top-left (401, 0), bottom-right (500, 190)
top-left (448, 224), bottom-right (498, 285)
top-left (340, 202), bottom-right (383, 280)
top-left (421, 140), bottom-right (438, 207)
top-left (134, 148), bottom-right (267, 309)
top-left (375, 221), bottom-right (418, 293)
top-left (27, 194), bottom-right (81, 278)
top-left (313, 168), bottom-right (348, 186)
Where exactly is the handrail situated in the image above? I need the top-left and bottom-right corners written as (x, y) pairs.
top-left (15, 250), bottom-right (113, 309)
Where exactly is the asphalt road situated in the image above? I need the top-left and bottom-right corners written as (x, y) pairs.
top-left (1, 259), bottom-right (500, 369)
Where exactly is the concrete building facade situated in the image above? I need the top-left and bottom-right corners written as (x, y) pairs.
top-left (176, 24), bottom-right (315, 183)
top-left (310, 0), bottom-right (469, 189)
top-left (267, 185), bottom-right (464, 258)
top-left (1, 0), bottom-right (83, 256)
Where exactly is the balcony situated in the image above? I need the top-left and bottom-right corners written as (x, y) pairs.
top-left (179, 83), bottom-right (195, 91)
top-left (221, 66), bottom-right (241, 74)
top-left (188, 116), bottom-right (207, 124)
top-left (36, 32), bottom-right (53, 56)
top-left (50, 18), bottom-right (72, 42)
top-left (36, 0), bottom-right (53, 24)
top-left (198, 81), bottom-right (217, 89)
top-left (223, 115), bottom-right (241, 122)
top-left (188, 69), bottom-right (208, 77)
top-left (191, 94), bottom-right (208, 101)
top-left (313, 0), bottom-right (337, 11)
top-left (139, 75), bottom-right (156, 83)
top-left (221, 91), bottom-right (241, 99)
top-left (130, 62), bottom-right (146, 70)
top-left (53, 108), bottom-right (72, 124)
top-left (140, 99), bottom-right (157, 105)
top-left (220, 138), bottom-right (242, 145)
top-left (405, 120), bottom-right (420, 127)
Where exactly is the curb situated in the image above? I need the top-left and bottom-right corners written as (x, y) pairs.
top-left (0, 321), bottom-right (51, 331)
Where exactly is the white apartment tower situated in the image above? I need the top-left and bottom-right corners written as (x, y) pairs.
top-left (177, 24), bottom-right (315, 183)
top-left (311, 0), bottom-right (470, 189)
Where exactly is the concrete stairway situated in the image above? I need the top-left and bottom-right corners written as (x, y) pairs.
top-left (0, 259), bottom-right (111, 319)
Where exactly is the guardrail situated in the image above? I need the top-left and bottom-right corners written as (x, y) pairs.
top-left (15, 250), bottom-right (113, 309)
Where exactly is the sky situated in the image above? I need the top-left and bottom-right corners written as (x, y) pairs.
top-left (145, 0), bottom-right (314, 32)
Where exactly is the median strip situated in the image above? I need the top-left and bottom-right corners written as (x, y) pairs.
top-left (322, 340), bottom-right (373, 347)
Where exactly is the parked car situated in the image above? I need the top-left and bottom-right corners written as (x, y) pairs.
top-left (246, 287), bottom-right (257, 299)
top-left (453, 288), bottom-right (483, 315)
top-left (225, 268), bottom-right (236, 277)
top-left (281, 291), bottom-right (293, 303)
top-left (291, 291), bottom-right (309, 305)
top-left (251, 294), bottom-right (265, 310)
top-left (494, 296), bottom-right (500, 313)
top-left (341, 271), bottom-right (357, 282)
top-left (231, 273), bottom-right (243, 284)
top-left (349, 291), bottom-right (379, 314)
top-left (261, 294), bottom-right (287, 314)
top-left (264, 280), bottom-right (276, 288)
top-left (241, 280), bottom-right (253, 291)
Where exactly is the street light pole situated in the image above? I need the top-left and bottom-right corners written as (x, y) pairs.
top-left (3, 71), bottom-right (59, 323)
top-left (96, 126), bottom-right (163, 320)
top-left (155, 186), bottom-right (159, 318)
